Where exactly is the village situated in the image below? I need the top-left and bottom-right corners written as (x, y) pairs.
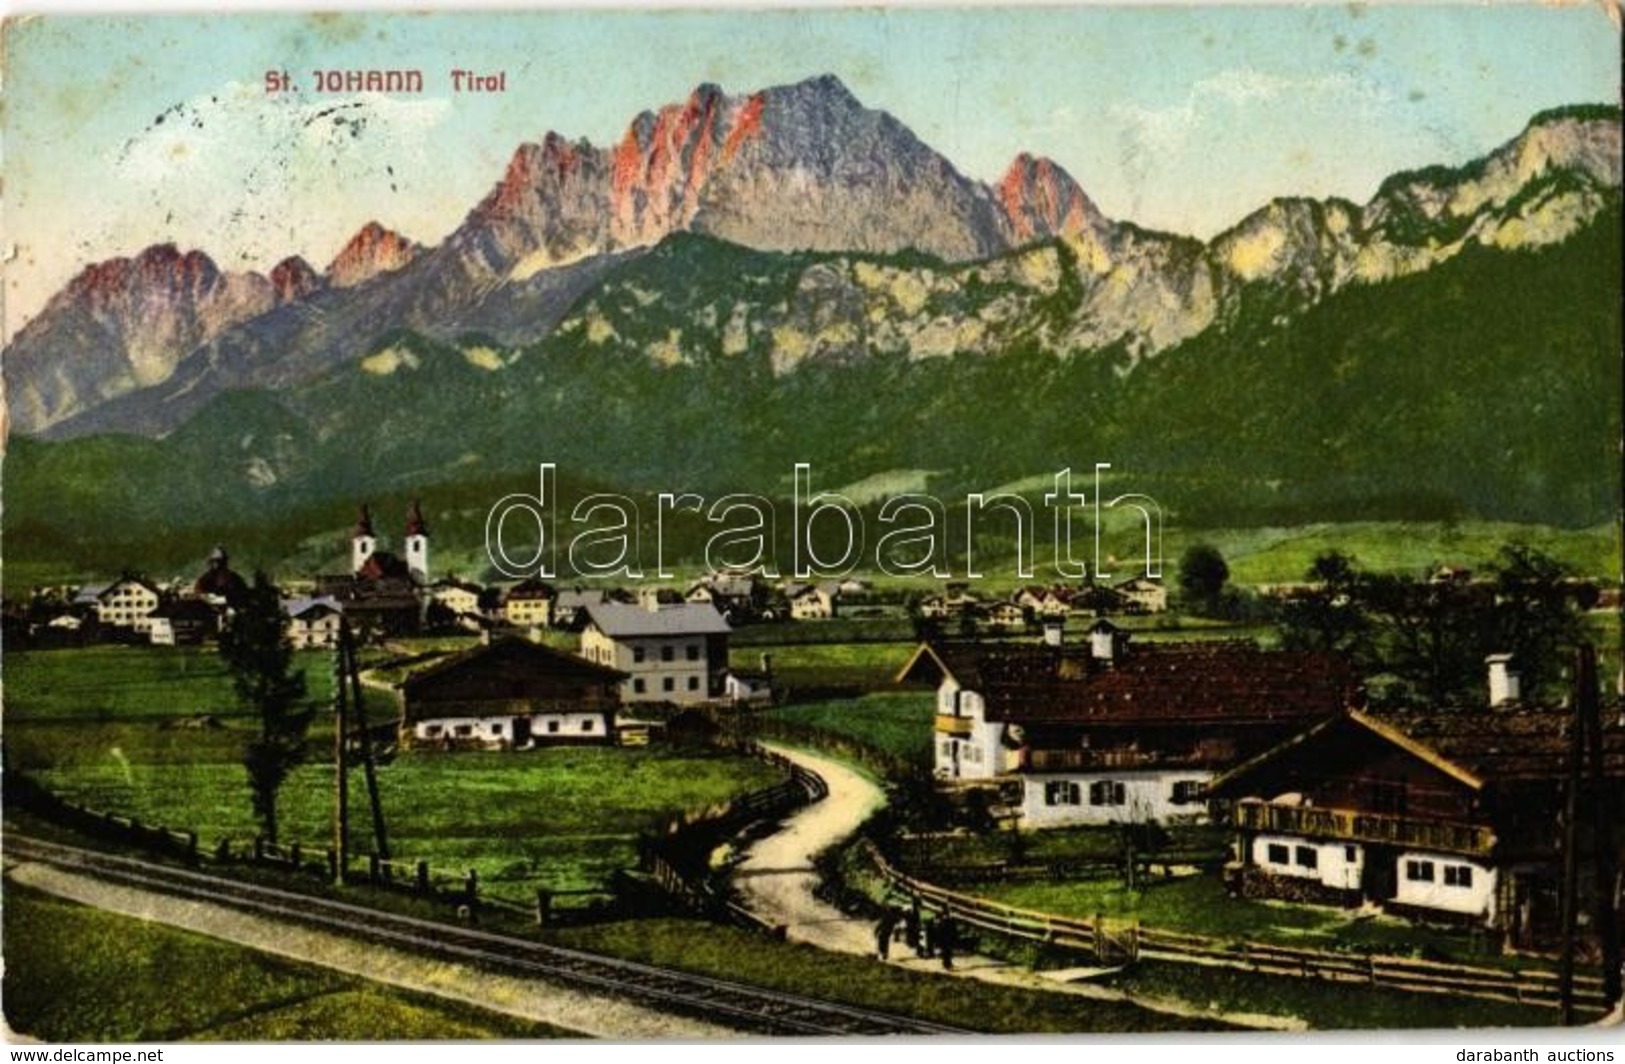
top-left (5, 496), bottom-right (1622, 1033)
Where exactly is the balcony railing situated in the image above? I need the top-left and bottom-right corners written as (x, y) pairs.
top-left (934, 714), bottom-right (973, 738)
top-left (1235, 799), bottom-right (1495, 857)
top-left (1025, 748), bottom-right (1207, 772)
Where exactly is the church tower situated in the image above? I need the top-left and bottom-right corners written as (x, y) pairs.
top-left (405, 500), bottom-right (430, 585)
top-left (351, 505), bottom-right (378, 574)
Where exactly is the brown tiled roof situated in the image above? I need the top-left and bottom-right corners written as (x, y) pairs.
top-left (900, 638), bottom-right (1357, 725)
top-left (1363, 705), bottom-right (1625, 783)
top-left (357, 551), bottom-right (410, 581)
top-left (402, 637), bottom-right (624, 692)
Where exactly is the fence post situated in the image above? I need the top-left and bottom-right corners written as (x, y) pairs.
top-left (291, 842), bottom-right (303, 868)
top-left (253, 836), bottom-right (265, 862)
top-left (536, 888), bottom-right (552, 927)
top-left (465, 869), bottom-right (479, 903)
top-left (216, 838), bottom-right (232, 863)
top-left (327, 848), bottom-right (339, 881)
top-left (416, 860), bottom-right (430, 895)
top-left (369, 854), bottom-right (382, 884)
top-left (185, 831), bottom-right (198, 863)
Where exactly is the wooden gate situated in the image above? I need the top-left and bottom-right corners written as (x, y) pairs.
top-left (1094, 916), bottom-right (1140, 965)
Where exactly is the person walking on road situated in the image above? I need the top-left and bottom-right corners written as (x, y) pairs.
top-left (875, 907), bottom-right (900, 960)
top-left (904, 897), bottom-right (922, 956)
top-left (936, 908), bottom-right (957, 971)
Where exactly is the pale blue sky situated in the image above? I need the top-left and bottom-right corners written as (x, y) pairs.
top-left (3, 3), bottom-right (1618, 333)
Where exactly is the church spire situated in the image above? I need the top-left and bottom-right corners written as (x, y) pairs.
top-left (352, 503), bottom-right (379, 575)
top-left (405, 499), bottom-right (428, 538)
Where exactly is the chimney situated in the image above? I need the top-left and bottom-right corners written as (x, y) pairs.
top-left (1042, 619), bottom-right (1065, 648)
top-left (1486, 653), bottom-right (1520, 708)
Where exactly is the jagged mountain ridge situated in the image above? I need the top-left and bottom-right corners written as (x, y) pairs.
top-left (7, 199), bottom-right (1618, 584)
top-left (5, 78), bottom-right (1619, 438)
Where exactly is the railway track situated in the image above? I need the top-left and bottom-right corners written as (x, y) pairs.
top-left (6, 834), bottom-right (969, 1038)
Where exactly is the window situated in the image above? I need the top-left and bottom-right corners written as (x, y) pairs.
top-left (662, 677), bottom-right (675, 692)
top-left (633, 646), bottom-right (646, 663)
top-left (686, 644), bottom-right (700, 661)
top-left (687, 676), bottom-right (699, 691)
top-left (1370, 781), bottom-right (1407, 815)
top-left (582, 719), bottom-right (595, 732)
top-left (454, 724), bottom-right (472, 737)
top-left (491, 723), bottom-right (503, 735)
top-left (1294, 846), bottom-right (1318, 870)
top-left (1088, 781), bottom-right (1126, 806)
top-left (547, 720), bottom-right (560, 734)
top-left (632, 678), bottom-right (646, 694)
top-left (1170, 780), bottom-right (1203, 805)
top-left (1345, 845), bottom-right (1359, 863)
top-left (1405, 859), bottom-right (1435, 883)
top-left (1444, 865), bottom-right (1473, 888)
top-left (1267, 843), bottom-right (1290, 865)
top-left (1045, 781), bottom-right (1081, 806)
top-left (661, 645), bottom-right (674, 662)
top-left (425, 725), bottom-right (443, 738)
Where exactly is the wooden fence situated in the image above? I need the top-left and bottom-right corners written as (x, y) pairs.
top-left (9, 772), bottom-right (565, 924)
top-left (865, 842), bottom-right (1611, 1013)
top-left (641, 739), bottom-right (827, 931)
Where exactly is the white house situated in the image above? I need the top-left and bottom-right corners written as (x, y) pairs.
top-left (580, 601), bottom-right (732, 705)
top-left (285, 596), bottom-right (344, 649)
top-left (429, 578), bottom-right (483, 620)
top-left (897, 621), bottom-right (1357, 828)
top-left (503, 579), bottom-right (557, 629)
top-left (96, 578), bottom-right (162, 635)
top-left (1113, 577), bottom-right (1168, 614)
top-left (788, 582), bottom-right (839, 621)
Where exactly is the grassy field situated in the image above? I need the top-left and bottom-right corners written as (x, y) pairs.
top-left (2, 644), bottom-right (337, 722)
top-left (767, 692), bottom-right (935, 767)
top-left (898, 825), bottom-right (1231, 868)
top-left (735, 639), bottom-right (920, 695)
top-left (2, 885), bottom-right (575, 1040)
top-left (1101, 958), bottom-right (1557, 1031)
top-left (1205, 521), bottom-right (1620, 586)
top-left (961, 871), bottom-right (1529, 970)
top-left (6, 645), bottom-right (783, 904)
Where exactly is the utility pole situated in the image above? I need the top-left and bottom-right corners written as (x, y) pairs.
top-left (332, 639), bottom-right (350, 886)
top-left (1577, 645), bottom-right (1621, 1008)
top-left (340, 620), bottom-right (390, 861)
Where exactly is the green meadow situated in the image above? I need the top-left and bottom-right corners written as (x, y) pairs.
top-left (5, 645), bottom-right (782, 904)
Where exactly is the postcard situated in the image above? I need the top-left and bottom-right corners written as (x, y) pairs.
top-left (2, 1), bottom-right (1621, 1046)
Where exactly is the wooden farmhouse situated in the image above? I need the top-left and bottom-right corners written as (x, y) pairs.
top-left (898, 620), bottom-right (1357, 828)
top-left (1207, 660), bottom-right (1625, 943)
top-left (399, 638), bottom-right (624, 750)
